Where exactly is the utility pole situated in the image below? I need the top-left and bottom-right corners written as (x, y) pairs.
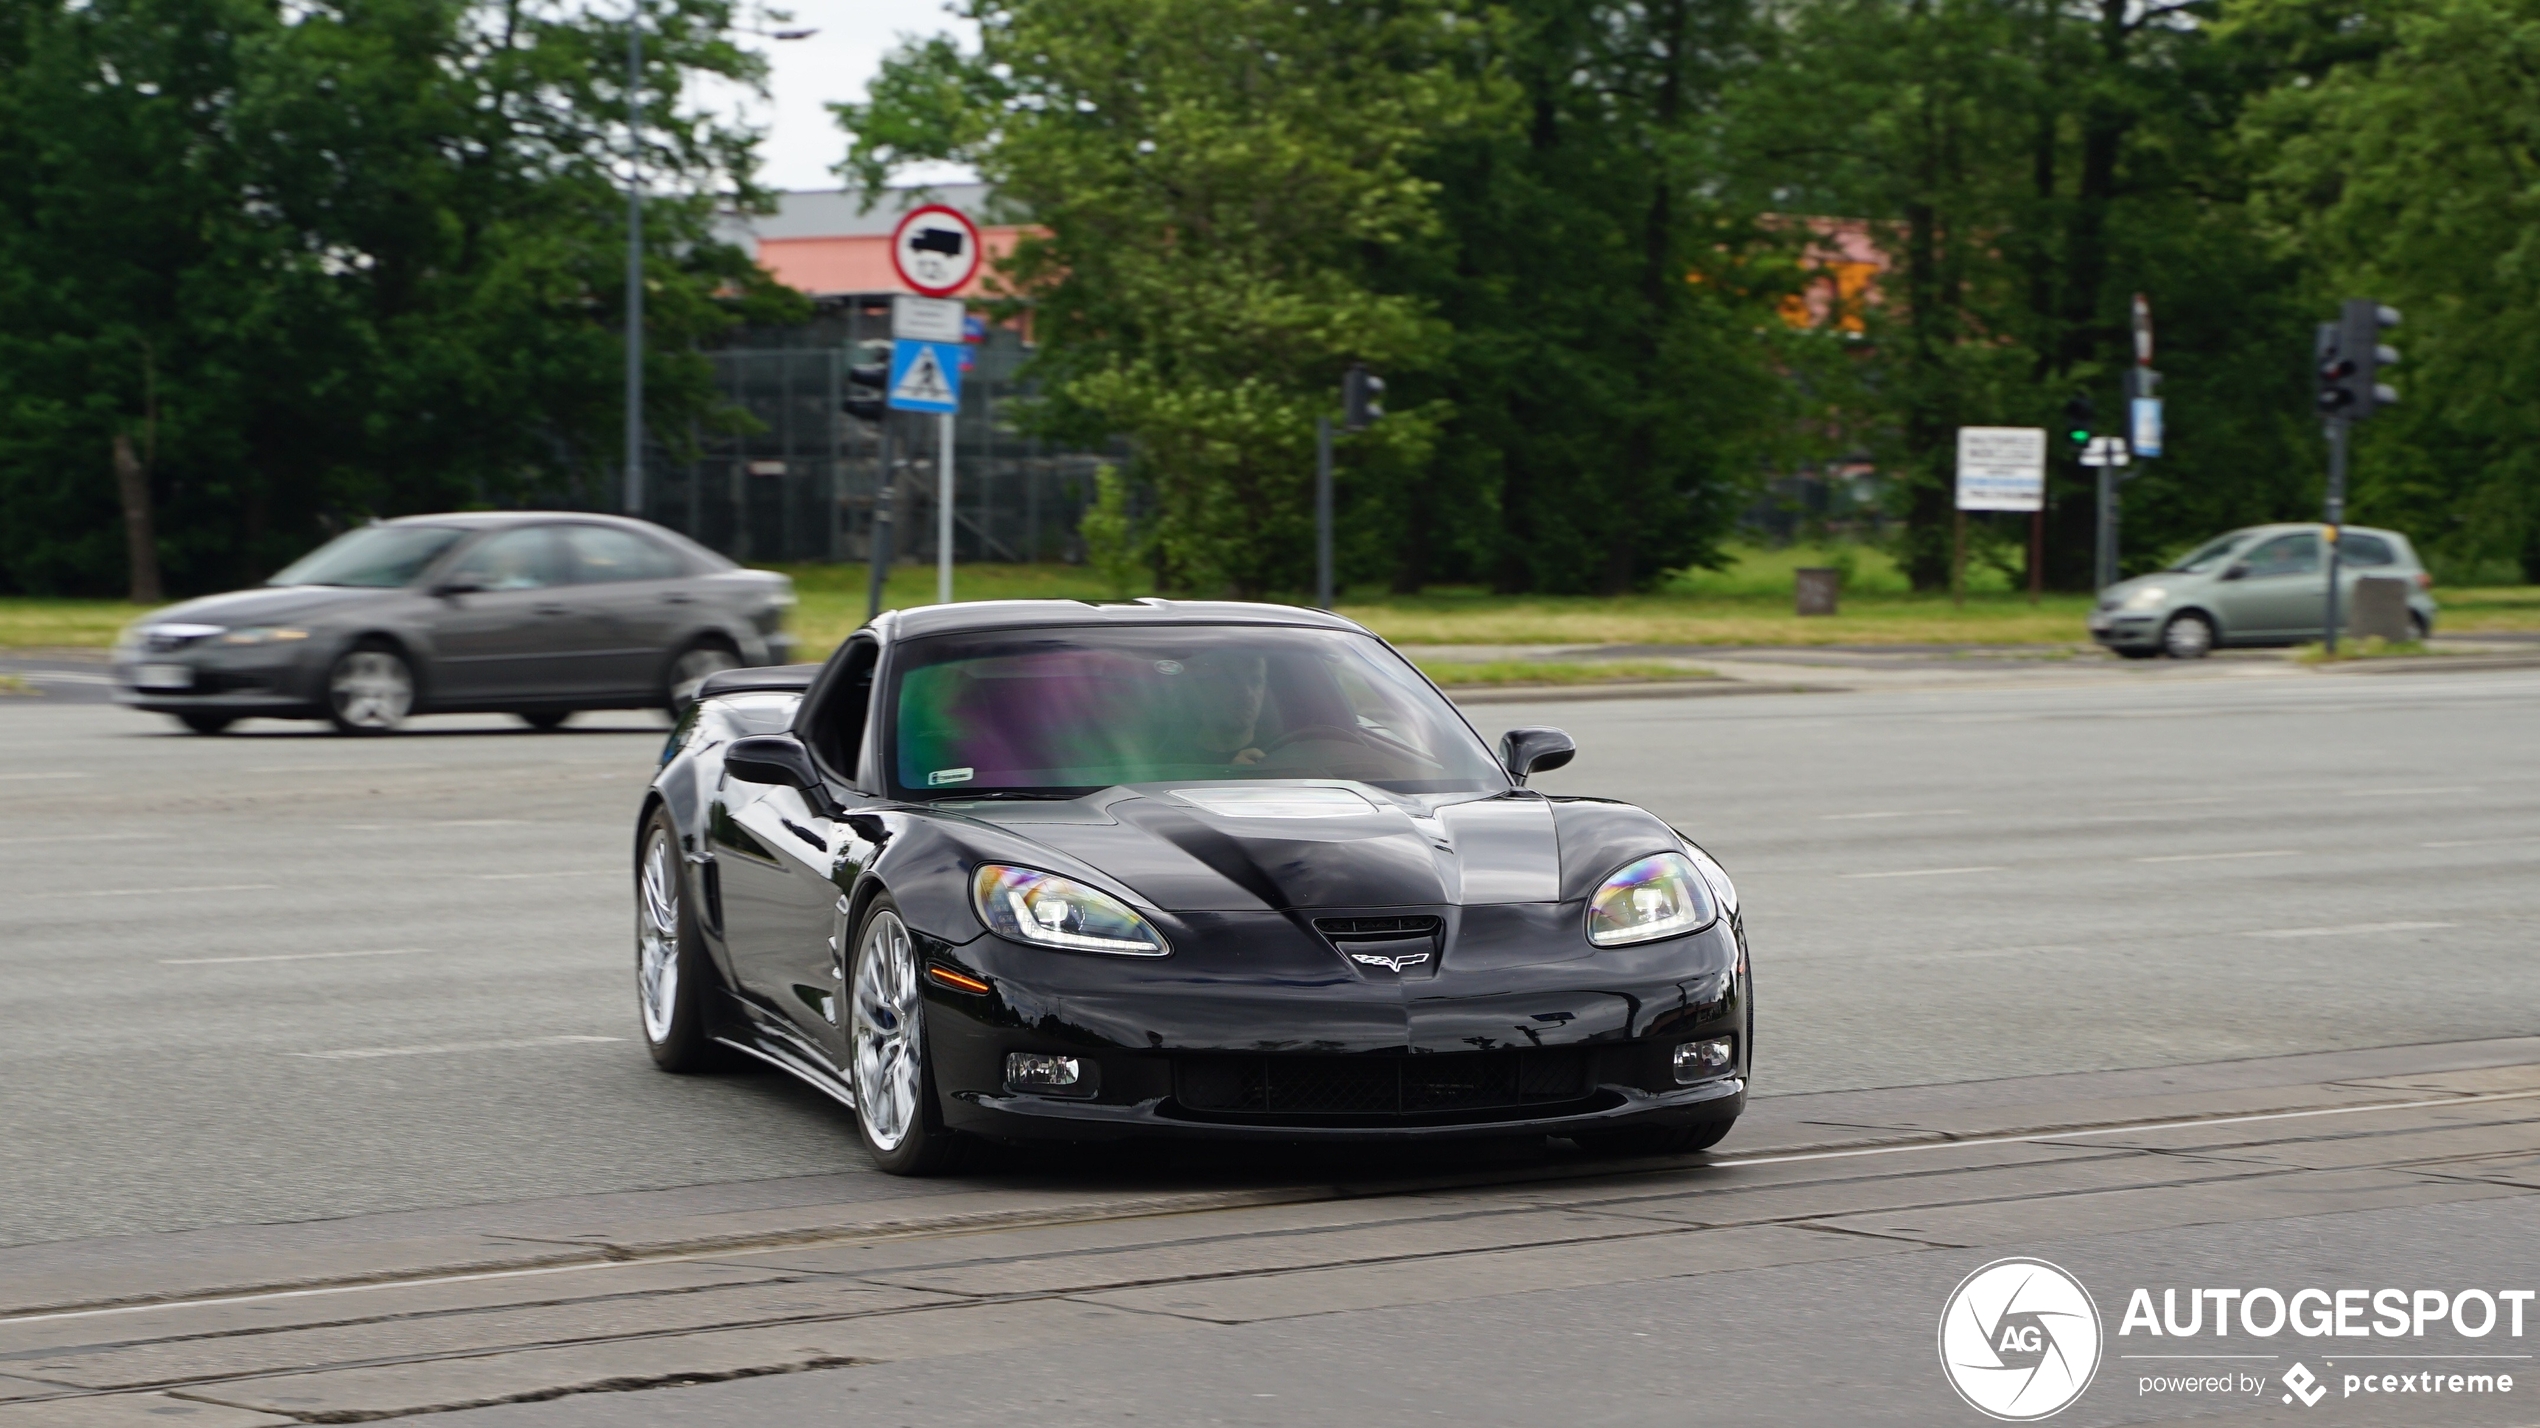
top-left (1313, 417), bottom-right (1333, 610)
top-left (621, 0), bottom-right (644, 517)
top-left (866, 430), bottom-right (896, 621)
top-left (937, 410), bottom-right (955, 607)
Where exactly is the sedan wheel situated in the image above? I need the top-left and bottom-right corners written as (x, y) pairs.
top-left (665, 644), bottom-right (739, 712)
top-left (2160, 612), bottom-right (2215, 660)
top-left (848, 899), bottom-right (966, 1174)
top-left (636, 813), bottom-right (715, 1071)
top-left (327, 646), bottom-right (415, 733)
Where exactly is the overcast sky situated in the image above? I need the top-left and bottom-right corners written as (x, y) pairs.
top-left (709, 0), bottom-right (979, 194)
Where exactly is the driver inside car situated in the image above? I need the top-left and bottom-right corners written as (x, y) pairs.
top-left (1168, 651), bottom-right (1270, 768)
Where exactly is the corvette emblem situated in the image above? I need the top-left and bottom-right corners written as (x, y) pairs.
top-left (1350, 951), bottom-right (1430, 972)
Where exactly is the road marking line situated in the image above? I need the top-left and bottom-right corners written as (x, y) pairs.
top-left (252, 764), bottom-right (434, 774)
top-left (1819, 810), bottom-right (1969, 821)
top-left (8, 1085), bottom-right (2537, 1330)
top-left (0, 833), bottom-right (162, 847)
top-left (287, 1035), bottom-right (623, 1060)
top-left (2244, 922), bottom-right (2453, 939)
top-left (1841, 866), bottom-right (2002, 879)
top-left (477, 870), bottom-right (613, 880)
top-left (2342, 786), bottom-right (2471, 797)
top-left (433, 819), bottom-right (527, 827)
top-left (1904, 945), bottom-right (2087, 962)
top-left (32, 883), bottom-right (277, 898)
top-left (0, 771), bottom-right (89, 780)
top-left (162, 948), bottom-right (426, 966)
top-left (2134, 850), bottom-right (2295, 863)
top-left (2422, 836), bottom-right (2540, 849)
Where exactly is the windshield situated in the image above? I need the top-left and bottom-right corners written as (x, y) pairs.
top-left (269, 526), bottom-right (465, 588)
top-left (887, 626), bottom-right (1507, 798)
top-left (2169, 532), bottom-right (2251, 574)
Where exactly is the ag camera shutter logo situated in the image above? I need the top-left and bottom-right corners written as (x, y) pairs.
top-left (1939, 1258), bottom-right (2104, 1420)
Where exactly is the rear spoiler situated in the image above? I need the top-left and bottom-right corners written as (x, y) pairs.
top-left (695, 663), bottom-right (821, 701)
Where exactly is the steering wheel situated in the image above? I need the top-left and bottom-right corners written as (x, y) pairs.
top-left (1258, 723), bottom-right (1367, 757)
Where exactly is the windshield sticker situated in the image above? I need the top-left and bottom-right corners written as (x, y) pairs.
top-left (1153, 659), bottom-right (1183, 675)
top-left (928, 767), bottom-right (975, 786)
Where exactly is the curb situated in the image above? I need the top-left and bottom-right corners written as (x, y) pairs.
top-left (1445, 680), bottom-right (1827, 705)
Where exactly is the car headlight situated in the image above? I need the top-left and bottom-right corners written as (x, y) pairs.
top-left (973, 865), bottom-right (1169, 956)
top-left (1681, 840), bottom-right (1737, 916)
top-left (1587, 852), bottom-right (1719, 947)
top-left (2118, 585), bottom-right (2168, 612)
top-left (217, 626), bottom-right (310, 646)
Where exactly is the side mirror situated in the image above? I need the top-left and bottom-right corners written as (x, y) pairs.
top-left (2220, 562), bottom-right (2249, 582)
top-left (726, 734), bottom-right (842, 816)
top-left (1498, 727), bottom-right (1576, 785)
top-left (429, 577), bottom-right (484, 598)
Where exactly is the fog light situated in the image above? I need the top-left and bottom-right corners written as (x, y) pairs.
top-left (1006, 1052), bottom-right (1088, 1095)
top-left (1673, 1037), bottom-right (1734, 1084)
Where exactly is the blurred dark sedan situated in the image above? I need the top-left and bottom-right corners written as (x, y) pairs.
top-left (112, 513), bottom-right (795, 735)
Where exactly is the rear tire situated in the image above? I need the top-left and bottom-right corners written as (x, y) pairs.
top-left (177, 713), bottom-right (234, 735)
top-left (326, 642), bottom-right (415, 734)
top-left (2114, 646), bottom-right (2160, 661)
top-left (636, 810), bottom-right (720, 1072)
top-left (2160, 611), bottom-right (2215, 660)
top-left (664, 642), bottom-right (740, 714)
top-left (520, 710), bottom-right (573, 732)
top-left (848, 894), bottom-right (969, 1176)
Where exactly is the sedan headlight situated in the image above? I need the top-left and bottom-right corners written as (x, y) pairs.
top-left (1587, 852), bottom-right (1719, 947)
top-left (2118, 585), bottom-right (2168, 612)
top-left (973, 865), bottom-right (1169, 956)
top-left (217, 626), bottom-right (310, 646)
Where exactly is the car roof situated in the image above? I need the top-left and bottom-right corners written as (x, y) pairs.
top-left (880, 598), bottom-right (1372, 641)
top-left (372, 511), bottom-right (668, 532)
top-left (2226, 522), bottom-right (2412, 544)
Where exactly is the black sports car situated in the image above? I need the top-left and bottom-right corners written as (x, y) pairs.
top-left (634, 600), bottom-right (1750, 1175)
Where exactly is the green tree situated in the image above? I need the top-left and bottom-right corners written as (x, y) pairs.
top-left (841, 0), bottom-right (1473, 598)
top-left (0, 0), bottom-right (799, 596)
top-left (2243, 0), bottom-right (2540, 577)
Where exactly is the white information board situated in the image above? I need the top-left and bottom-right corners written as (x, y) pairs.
top-left (1955, 426), bottom-right (2047, 512)
top-left (892, 295), bottom-right (965, 343)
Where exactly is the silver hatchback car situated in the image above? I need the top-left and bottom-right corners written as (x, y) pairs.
top-left (2089, 523), bottom-right (2438, 659)
top-left (113, 513), bottom-right (796, 734)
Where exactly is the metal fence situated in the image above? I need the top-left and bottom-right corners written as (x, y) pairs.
top-left (643, 304), bottom-right (1113, 568)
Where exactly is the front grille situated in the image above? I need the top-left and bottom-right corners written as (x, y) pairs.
top-left (1172, 1048), bottom-right (1594, 1120)
top-left (1314, 915), bottom-right (1443, 939)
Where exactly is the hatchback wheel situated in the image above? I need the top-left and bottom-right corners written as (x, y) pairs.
top-left (327, 644), bottom-right (415, 733)
top-left (2160, 612), bottom-right (2215, 660)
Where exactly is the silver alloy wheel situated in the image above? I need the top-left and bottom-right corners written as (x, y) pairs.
top-left (850, 910), bottom-right (922, 1152)
top-left (2161, 613), bottom-right (2214, 660)
top-left (668, 646), bottom-right (740, 708)
top-left (637, 826), bottom-right (681, 1045)
top-left (330, 649), bottom-right (414, 728)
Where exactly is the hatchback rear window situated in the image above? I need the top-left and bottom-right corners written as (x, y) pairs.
top-left (2340, 533), bottom-right (2396, 567)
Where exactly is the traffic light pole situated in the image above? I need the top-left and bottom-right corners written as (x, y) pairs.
top-left (2322, 416), bottom-right (2348, 656)
top-left (865, 420), bottom-right (895, 622)
top-left (2094, 459), bottom-right (2117, 591)
top-left (938, 411), bottom-right (955, 607)
top-left (1314, 416), bottom-right (1334, 610)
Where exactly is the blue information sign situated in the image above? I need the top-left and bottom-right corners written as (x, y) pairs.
top-left (886, 339), bottom-right (963, 414)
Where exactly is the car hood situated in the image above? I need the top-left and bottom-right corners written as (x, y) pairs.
top-left (141, 585), bottom-right (400, 630)
top-left (945, 785), bottom-right (1679, 913)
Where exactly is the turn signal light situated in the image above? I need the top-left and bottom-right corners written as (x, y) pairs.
top-left (1673, 1038), bottom-right (1734, 1084)
top-left (926, 964), bottom-right (992, 994)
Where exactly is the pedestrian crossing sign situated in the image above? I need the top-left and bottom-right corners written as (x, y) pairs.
top-left (887, 339), bottom-right (962, 414)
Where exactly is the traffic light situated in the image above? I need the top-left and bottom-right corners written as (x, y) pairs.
top-left (842, 340), bottom-right (890, 423)
top-left (2318, 301), bottom-right (2399, 418)
top-left (1343, 363), bottom-right (1384, 431)
top-left (2062, 393), bottom-right (2095, 447)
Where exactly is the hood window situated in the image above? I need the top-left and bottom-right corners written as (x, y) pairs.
top-left (269, 526), bottom-right (466, 588)
top-left (888, 626), bottom-right (1506, 799)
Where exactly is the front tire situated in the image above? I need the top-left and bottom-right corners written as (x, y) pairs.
top-left (636, 811), bottom-right (719, 1072)
top-left (2160, 611), bottom-right (2215, 660)
top-left (848, 895), bottom-right (967, 1175)
top-left (519, 710), bottom-right (573, 732)
top-left (327, 643), bottom-right (416, 734)
top-left (177, 713), bottom-right (234, 735)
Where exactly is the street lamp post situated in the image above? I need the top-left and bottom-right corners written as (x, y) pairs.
top-left (623, 2), bottom-right (644, 516)
top-left (622, 15), bottom-right (814, 518)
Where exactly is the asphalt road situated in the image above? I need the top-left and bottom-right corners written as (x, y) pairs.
top-left (3, 668), bottom-right (2537, 1425)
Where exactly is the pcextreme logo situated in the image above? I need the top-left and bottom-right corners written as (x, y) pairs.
top-left (1938, 1258), bottom-right (2104, 1421)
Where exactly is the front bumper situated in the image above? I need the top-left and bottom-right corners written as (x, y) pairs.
top-left (111, 647), bottom-right (323, 716)
top-left (916, 911), bottom-right (1752, 1144)
top-left (2088, 609), bottom-right (2160, 648)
